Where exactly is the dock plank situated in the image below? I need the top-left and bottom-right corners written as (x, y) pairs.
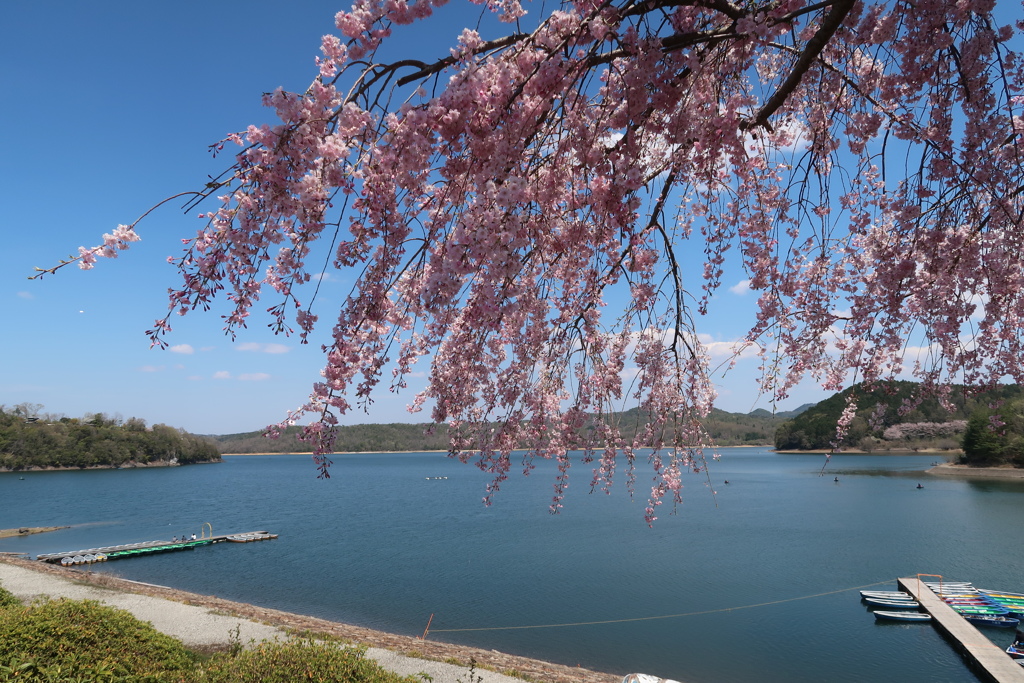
top-left (35, 531), bottom-right (275, 564)
top-left (898, 577), bottom-right (1024, 683)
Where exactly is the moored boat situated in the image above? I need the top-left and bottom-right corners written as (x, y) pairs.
top-left (925, 581), bottom-right (973, 587)
top-left (874, 611), bottom-right (932, 622)
top-left (937, 594), bottom-right (988, 601)
top-left (980, 589), bottom-right (1024, 599)
top-left (860, 591), bottom-right (912, 600)
top-left (950, 606), bottom-right (1010, 615)
top-left (863, 597), bottom-right (921, 609)
top-left (963, 614), bottom-right (1020, 628)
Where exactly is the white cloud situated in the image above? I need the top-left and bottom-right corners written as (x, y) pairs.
top-left (237, 342), bottom-right (289, 354)
top-left (213, 371), bottom-right (231, 380)
top-left (238, 372), bottom-right (271, 381)
top-left (729, 279), bottom-right (751, 295)
top-left (17, 291), bottom-right (33, 300)
top-left (263, 344), bottom-right (289, 354)
top-left (701, 339), bottom-right (759, 360)
top-left (139, 365), bottom-right (165, 373)
top-left (169, 344), bottom-right (194, 354)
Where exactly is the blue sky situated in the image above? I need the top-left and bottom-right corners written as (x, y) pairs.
top-left (1, 2), bottom-right (832, 435)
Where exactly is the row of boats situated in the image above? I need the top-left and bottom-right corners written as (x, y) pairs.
top-left (226, 532), bottom-right (277, 543)
top-left (59, 553), bottom-right (108, 566)
top-left (54, 539), bottom-right (212, 565)
top-left (861, 581), bottom-right (1024, 635)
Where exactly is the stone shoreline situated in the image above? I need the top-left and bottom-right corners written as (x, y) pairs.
top-left (0, 556), bottom-right (619, 683)
top-left (927, 463), bottom-right (1024, 479)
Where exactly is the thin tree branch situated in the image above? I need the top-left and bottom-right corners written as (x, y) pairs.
top-left (745, 0), bottom-right (857, 130)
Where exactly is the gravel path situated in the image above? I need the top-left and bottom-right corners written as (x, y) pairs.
top-left (0, 558), bottom-right (620, 683)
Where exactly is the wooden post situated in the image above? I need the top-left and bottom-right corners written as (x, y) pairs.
top-left (421, 613), bottom-right (434, 640)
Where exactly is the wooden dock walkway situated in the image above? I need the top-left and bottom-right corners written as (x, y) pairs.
top-left (36, 531), bottom-right (276, 565)
top-left (898, 577), bottom-right (1024, 683)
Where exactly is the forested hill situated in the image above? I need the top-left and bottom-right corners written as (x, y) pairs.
top-left (0, 408), bottom-right (221, 470)
top-left (774, 381), bottom-right (1024, 452)
top-left (208, 405), bottom-right (813, 454)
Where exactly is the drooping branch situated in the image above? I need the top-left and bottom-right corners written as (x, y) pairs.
top-left (745, 0), bottom-right (857, 130)
top-left (40, 0), bottom-right (1024, 521)
top-left (396, 32), bottom-right (531, 86)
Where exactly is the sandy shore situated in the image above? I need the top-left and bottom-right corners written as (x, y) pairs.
top-left (927, 463), bottom-right (1024, 479)
top-left (0, 557), bottom-right (619, 683)
top-left (0, 526), bottom-right (69, 540)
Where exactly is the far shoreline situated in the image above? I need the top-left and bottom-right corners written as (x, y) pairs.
top-left (926, 462), bottom-right (1024, 480)
top-left (0, 458), bottom-right (221, 473)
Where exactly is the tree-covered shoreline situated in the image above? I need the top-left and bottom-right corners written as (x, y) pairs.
top-left (773, 381), bottom-right (1024, 467)
top-left (206, 405), bottom-right (810, 454)
top-left (0, 405), bottom-right (221, 471)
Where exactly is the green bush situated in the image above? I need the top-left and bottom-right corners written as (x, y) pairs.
top-left (194, 639), bottom-right (422, 683)
top-left (0, 598), bottom-right (198, 681)
top-left (0, 597), bottom-right (426, 683)
top-left (0, 583), bottom-right (20, 609)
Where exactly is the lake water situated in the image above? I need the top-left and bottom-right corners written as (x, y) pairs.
top-left (2, 449), bottom-right (1023, 682)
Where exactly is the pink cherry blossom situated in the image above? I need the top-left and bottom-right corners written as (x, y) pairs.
top-left (38, 0), bottom-right (1024, 521)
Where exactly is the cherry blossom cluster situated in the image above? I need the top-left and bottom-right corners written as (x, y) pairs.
top-left (77, 224), bottom-right (141, 269)
top-left (882, 421), bottom-right (968, 441)
top-left (47, 0), bottom-right (1024, 521)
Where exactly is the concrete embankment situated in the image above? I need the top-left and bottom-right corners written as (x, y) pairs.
top-left (0, 557), bottom-right (619, 683)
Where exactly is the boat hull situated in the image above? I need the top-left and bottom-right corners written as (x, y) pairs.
top-left (860, 591), bottom-right (912, 600)
top-left (964, 615), bottom-right (1020, 628)
top-left (874, 611), bottom-right (931, 622)
top-left (864, 597), bottom-right (921, 609)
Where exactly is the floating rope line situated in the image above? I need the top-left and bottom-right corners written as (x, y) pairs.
top-left (426, 579), bottom-right (894, 634)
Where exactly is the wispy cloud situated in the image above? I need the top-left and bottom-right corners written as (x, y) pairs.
top-left (139, 365), bottom-right (165, 373)
top-left (17, 291), bottom-right (33, 300)
top-left (698, 334), bottom-right (759, 360)
top-left (213, 371), bottom-right (231, 380)
top-left (729, 279), bottom-right (751, 295)
top-left (238, 372), bottom-right (271, 381)
top-left (169, 344), bottom-right (194, 354)
top-left (237, 342), bottom-right (289, 354)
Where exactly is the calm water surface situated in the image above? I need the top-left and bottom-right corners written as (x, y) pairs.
top-left (3, 449), bottom-right (1023, 682)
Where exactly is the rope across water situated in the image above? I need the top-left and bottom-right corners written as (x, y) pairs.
top-left (426, 579), bottom-right (894, 634)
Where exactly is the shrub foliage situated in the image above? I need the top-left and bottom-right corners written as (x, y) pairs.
top-left (0, 592), bottom-right (427, 683)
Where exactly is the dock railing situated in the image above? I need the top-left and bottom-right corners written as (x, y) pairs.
top-left (915, 573), bottom-right (945, 594)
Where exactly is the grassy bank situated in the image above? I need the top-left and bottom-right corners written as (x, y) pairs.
top-left (0, 583), bottom-right (422, 683)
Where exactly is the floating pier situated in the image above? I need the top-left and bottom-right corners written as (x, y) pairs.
top-left (36, 531), bottom-right (277, 565)
top-left (898, 577), bottom-right (1024, 683)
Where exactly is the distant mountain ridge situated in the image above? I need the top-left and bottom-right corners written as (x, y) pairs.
top-left (210, 382), bottom-right (1024, 457)
top-left (208, 404), bottom-right (814, 454)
